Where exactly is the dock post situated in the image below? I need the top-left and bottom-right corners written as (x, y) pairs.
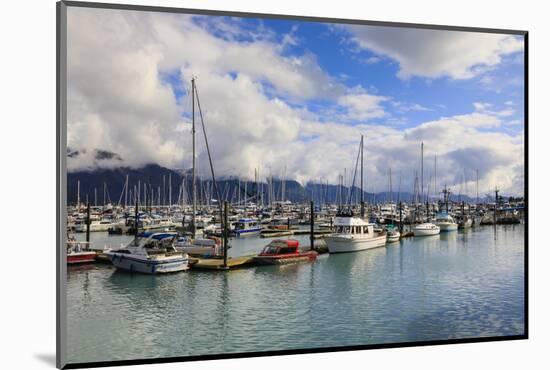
top-left (134, 199), bottom-right (139, 243)
top-left (287, 217), bottom-right (290, 231)
top-left (310, 200), bottom-right (314, 251)
top-left (224, 201), bottom-right (228, 268)
top-left (86, 202), bottom-right (90, 243)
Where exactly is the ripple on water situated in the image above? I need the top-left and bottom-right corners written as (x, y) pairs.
top-left (66, 225), bottom-right (525, 363)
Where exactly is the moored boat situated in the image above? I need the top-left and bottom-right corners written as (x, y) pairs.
top-left (413, 223), bottom-right (440, 236)
top-left (325, 211), bottom-right (387, 253)
top-left (176, 235), bottom-right (223, 257)
top-left (253, 239), bottom-right (317, 265)
top-left (67, 238), bottom-right (97, 264)
top-left (232, 218), bottom-right (262, 237)
top-left (435, 212), bottom-right (458, 232)
top-left (386, 226), bottom-right (401, 243)
top-left (106, 232), bottom-right (189, 274)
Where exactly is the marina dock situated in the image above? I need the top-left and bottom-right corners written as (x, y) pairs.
top-left (191, 255), bottom-right (256, 270)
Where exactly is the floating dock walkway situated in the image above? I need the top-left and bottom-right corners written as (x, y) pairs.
top-left (190, 255), bottom-right (256, 270)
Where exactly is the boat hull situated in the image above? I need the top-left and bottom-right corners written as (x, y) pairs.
top-left (413, 227), bottom-right (440, 236)
top-left (233, 228), bottom-right (262, 237)
top-left (326, 234), bottom-right (386, 253)
top-left (254, 252), bottom-right (317, 265)
top-left (107, 253), bottom-right (189, 274)
top-left (176, 246), bottom-right (218, 257)
top-left (437, 223), bottom-right (458, 232)
top-left (387, 235), bottom-right (400, 243)
top-left (67, 252), bottom-right (97, 264)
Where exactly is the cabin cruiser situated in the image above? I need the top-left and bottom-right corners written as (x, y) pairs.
top-left (413, 222), bottom-right (440, 236)
top-left (106, 232), bottom-right (189, 274)
top-left (325, 210), bottom-right (387, 253)
top-left (232, 218), bottom-right (262, 236)
top-left (175, 235), bottom-right (223, 257)
top-left (74, 218), bottom-right (114, 232)
top-left (435, 212), bottom-right (458, 232)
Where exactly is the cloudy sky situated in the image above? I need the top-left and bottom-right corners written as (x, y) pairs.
top-left (66, 7), bottom-right (525, 196)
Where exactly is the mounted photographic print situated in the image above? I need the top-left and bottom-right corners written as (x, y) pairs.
top-left (57, 1), bottom-right (527, 368)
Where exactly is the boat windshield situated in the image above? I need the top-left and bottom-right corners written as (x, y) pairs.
top-left (261, 245), bottom-right (279, 255)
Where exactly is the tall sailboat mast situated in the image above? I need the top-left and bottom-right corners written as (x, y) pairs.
top-left (421, 142), bottom-right (424, 203)
top-left (360, 134), bottom-right (364, 218)
top-left (191, 77), bottom-right (196, 238)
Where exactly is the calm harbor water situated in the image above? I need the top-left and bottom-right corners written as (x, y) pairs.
top-left (67, 225), bottom-right (525, 364)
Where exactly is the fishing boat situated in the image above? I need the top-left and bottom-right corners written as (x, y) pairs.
top-left (435, 212), bottom-right (458, 232)
top-left (413, 222), bottom-right (440, 236)
top-left (232, 218), bottom-right (262, 236)
top-left (325, 210), bottom-right (387, 253)
top-left (67, 238), bottom-right (97, 264)
top-left (106, 232), bottom-right (189, 274)
top-left (253, 239), bottom-right (317, 265)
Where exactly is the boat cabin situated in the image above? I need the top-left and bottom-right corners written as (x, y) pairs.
top-left (235, 218), bottom-right (260, 230)
top-left (332, 216), bottom-right (375, 235)
top-left (259, 239), bottom-right (300, 256)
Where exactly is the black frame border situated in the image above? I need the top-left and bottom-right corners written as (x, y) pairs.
top-left (57, 1), bottom-right (529, 369)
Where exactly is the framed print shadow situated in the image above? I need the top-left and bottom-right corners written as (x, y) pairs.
top-left (56, 1), bottom-right (528, 369)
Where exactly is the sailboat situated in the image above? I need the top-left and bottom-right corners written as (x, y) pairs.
top-left (326, 135), bottom-right (387, 253)
top-left (413, 142), bottom-right (440, 237)
top-left (177, 77), bottom-right (228, 258)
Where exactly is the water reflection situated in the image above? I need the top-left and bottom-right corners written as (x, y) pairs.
top-left (67, 225), bottom-right (525, 363)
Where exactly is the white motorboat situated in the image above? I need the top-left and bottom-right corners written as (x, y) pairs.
top-left (386, 227), bottom-right (401, 243)
top-left (232, 218), bottom-right (262, 237)
top-left (106, 232), bottom-right (189, 274)
top-left (413, 223), bottom-right (441, 236)
top-left (325, 211), bottom-right (387, 253)
top-left (74, 218), bottom-right (114, 232)
top-left (435, 212), bottom-right (458, 232)
top-left (175, 236), bottom-right (223, 257)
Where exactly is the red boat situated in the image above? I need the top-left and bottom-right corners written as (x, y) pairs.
top-left (67, 239), bottom-right (97, 264)
top-left (254, 239), bottom-right (317, 265)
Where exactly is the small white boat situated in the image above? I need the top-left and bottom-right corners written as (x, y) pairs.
top-left (413, 223), bottom-right (440, 236)
top-left (325, 211), bottom-right (387, 253)
top-left (435, 212), bottom-right (458, 232)
top-left (175, 236), bottom-right (223, 257)
top-left (74, 219), bottom-right (114, 232)
top-left (106, 232), bottom-right (189, 274)
top-left (386, 227), bottom-right (401, 243)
